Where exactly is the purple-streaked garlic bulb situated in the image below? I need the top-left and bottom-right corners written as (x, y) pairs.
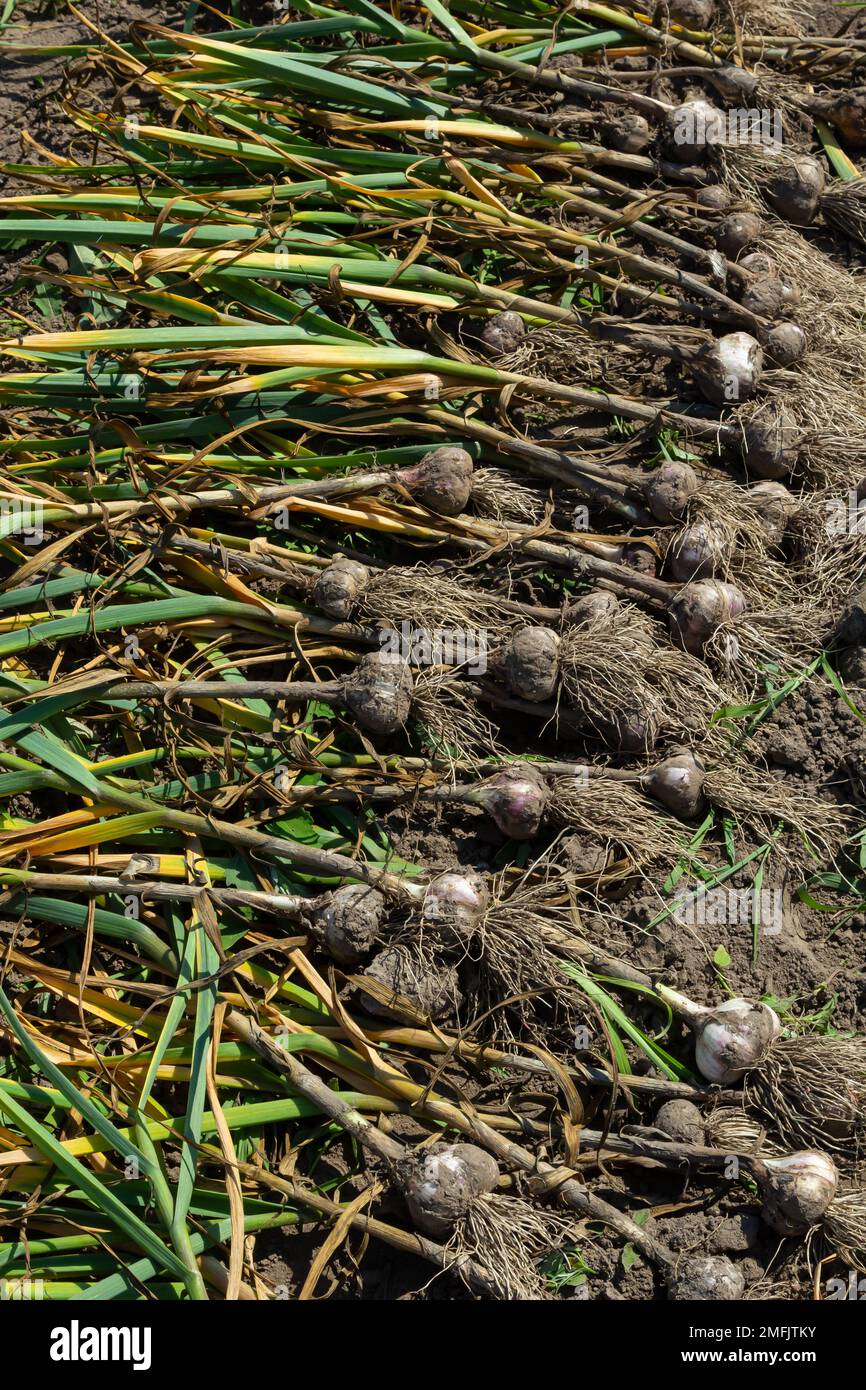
top-left (475, 764), bottom-right (549, 838)
top-left (658, 986), bottom-right (782, 1084)
top-left (421, 868), bottom-right (490, 931)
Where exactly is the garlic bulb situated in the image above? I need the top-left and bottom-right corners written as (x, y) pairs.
top-left (476, 765), bottom-right (548, 839)
top-left (643, 461), bottom-right (699, 524)
top-left (668, 521), bottom-right (718, 582)
top-left (642, 750), bottom-right (707, 820)
top-left (479, 310), bottom-right (526, 355)
top-left (491, 626), bottom-right (560, 703)
top-left (691, 331), bottom-right (763, 406)
top-left (360, 945), bottom-right (461, 1022)
top-left (343, 651), bottom-right (413, 734)
top-left (669, 579), bottom-right (747, 656)
top-left (311, 884), bottom-right (385, 965)
top-left (654, 1098), bottom-right (707, 1146)
top-left (399, 1142), bottom-right (499, 1236)
top-left (313, 558), bottom-right (370, 620)
top-left (758, 1150), bottom-right (838, 1236)
top-left (658, 986), bottom-right (781, 1084)
top-left (669, 1255), bottom-right (745, 1300)
top-left (421, 869), bottom-right (489, 930)
top-left (398, 447), bottom-right (474, 516)
top-left (742, 407), bottom-right (800, 479)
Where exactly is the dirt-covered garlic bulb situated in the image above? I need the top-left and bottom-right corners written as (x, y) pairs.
top-left (654, 1098), bottom-right (707, 1146)
top-left (664, 99), bottom-right (724, 159)
top-left (668, 1255), bottom-right (745, 1300)
top-left (810, 90), bottom-right (866, 148)
top-left (343, 651), bottom-right (414, 734)
top-left (669, 0), bottom-right (716, 29)
top-left (739, 252), bottom-right (777, 276)
top-left (563, 591), bottom-right (620, 625)
top-left (695, 185), bottom-right (730, 212)
top-left (765, 154), bottom-right (826, 225)
top-left (668, 521), bottom-right (719, 582)
top-left (741, 407), bottom-right (800, 478)
top-left (480, 311), bottom-right (526, 355)
top-left (761, 322), bottom-right (807, 368)
top-left (312, 557), bottom-right (370, 620)
top-left (838, 645), bottom-right (866, 685)
top-left (757, 1151), bottom-right (838, 1237)
top-left (739, 274), bottom-right (798, 321)
top-left (658, 987), bottom-right (782, 1084)
top-left (399, 1143), bottom-right (500, 1237)
top-left (691, 332), bottom-right (763, 406)
top-left (835, 584), bottom-right (866, 647)
top-left (309, 884), bottom-right (385, 965)
top-left (359, 944), bottom-right (462, 1021)
top-left (600, 111), bottom-right (651, 154)
top-left (643, 461), bottom-right (699, 524)
top-left (749, 480), bottom-right (794, 548)
top-left (705, 65), bottom-right (759, 103)
top-left (715, 212), bottom-right (763, 257)
top-left (398, 447), bottom-right (474, 516)
top-left (491, 626), bottom-right (561, 703)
